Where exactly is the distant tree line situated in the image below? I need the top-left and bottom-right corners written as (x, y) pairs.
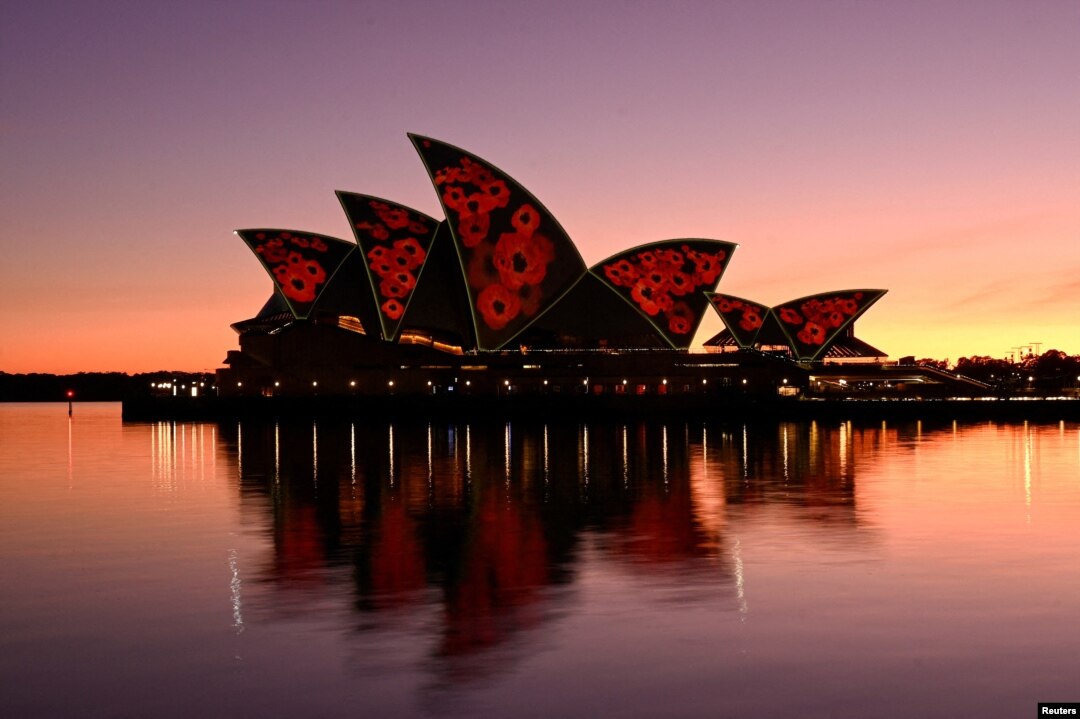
top-left (0, 372), bottom-right (215, 402)
top-left (916, 350), bottom-right (1080, 394)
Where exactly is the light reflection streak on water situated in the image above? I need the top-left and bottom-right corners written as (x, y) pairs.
top-left (732, 538), bottom-right (748, 619)
top-left (809, 421), bottom-right (817, 469)
top-left (66, 416), bottom-right (72, 487)
top-left (180, 424), bottom-right (185, 483)
top-left (228, 549), bottom-right (244, 634)
top-left (504, 422), bottom-right (511, 486)
top-left (312, 422), bottom-right (318, 488)
top-left (543, 424), bottom-right (549, 485)
top-left (350, 423), bottom-right (356, 484)
top-left (662, 425), bottom-right (669, 486)
top-left (428, 423), bottom-right (434, 491)
top-left (839, 421), bottom-right (848, 476)
top-left (781, 425), bottom-right (789, 482)
top-left (237, 422), bottom-right (242, 479)
top-left (389, 424), bottom-right (395, 487)
top-left (274, 423), bottom-right (280, 484)
top-left (742, 424), bottom-right (748, 479)
top-left (465, 424), bottom-right (471, 485)
top-left (582, 424), bottom-right (590, 497)
top-left (623, 425), bottom-right (629, 487)
top-left (702, 425), bottom-right (707, 466)
top-left (152, 422), bottom-right (174, 490)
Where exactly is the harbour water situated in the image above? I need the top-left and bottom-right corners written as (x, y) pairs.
top-left (1, 403), bottom-right (1078, 717)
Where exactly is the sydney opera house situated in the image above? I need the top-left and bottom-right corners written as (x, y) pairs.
top-left (218, 134), bottom-right (900, 400)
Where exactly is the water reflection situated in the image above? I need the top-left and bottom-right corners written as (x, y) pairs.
top-left (206, 418), bottom-right (906, 680)
top-left (8, 406), bottom-right (1080, 717)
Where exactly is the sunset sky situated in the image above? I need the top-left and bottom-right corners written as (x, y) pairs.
top-left (2, 0), bottom-right (1077, 374)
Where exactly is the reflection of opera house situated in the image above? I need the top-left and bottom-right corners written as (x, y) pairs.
top-left (218, 134), bottom-right (964, 400)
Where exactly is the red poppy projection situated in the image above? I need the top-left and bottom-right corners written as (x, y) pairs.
top-left (338, 192), bottom-right (439, 341)
top-left (237, 230), bottom-right (357, 319)
top-left (594, 240), bottom-right (736, 349)
top-left (773, 290), bottom-right (886, 360)
top-left (706, 293), bottom-right (770, 348)
top-left (410, 134), bottom-right (586, 350)
top-left (233, 134), bottom-right (888, 360)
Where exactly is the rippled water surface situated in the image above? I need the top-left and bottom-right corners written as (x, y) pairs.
top-left (1, 403), bottom-right (1078, 718)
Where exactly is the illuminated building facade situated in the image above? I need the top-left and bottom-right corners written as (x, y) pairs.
top-left (219, 135), bottom-right (890, 398)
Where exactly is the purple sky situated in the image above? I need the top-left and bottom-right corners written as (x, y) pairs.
top-left (2, 0), bottom-right (1077, 372)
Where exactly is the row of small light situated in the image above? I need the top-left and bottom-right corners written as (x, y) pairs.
top-left (230, 376), bottom-right (779, 391)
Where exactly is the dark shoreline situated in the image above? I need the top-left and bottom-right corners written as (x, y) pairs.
top-left (120, 395), bottom-right (1080, 424)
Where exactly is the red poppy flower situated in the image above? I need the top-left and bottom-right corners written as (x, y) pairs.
top-left (257, 242), bottom-right (289, 263)
top-left (378, 207), bottom-right (410, 230)
top-left (455, 157), bottom-right (494, 187)
top-left (463, 191), bottom-right (499, 215)
top-left (839, 298), bottom-right (858, 315)
top-left (669, 315), bottom-right (691, 334)
top-left (389, 270), bottom-right (416, 293)
top-left (455, 157), bottom-right (477, 184)
top-left (692, 252), bottom-right (724, 285)
top-left (603, 259), bottom-right (639, 287)
top-left (433, 167), bottom-right (458, 185)
top-left (481, 179), bottom-right (510, 209)
top-left (656, 248), bottom-right (684, 268)
top-left (392, 237), bottom-right (427, 269)
top-left (713, 296), bottom-right (735, 313)
top-left (356, 221), bottom-right (389, 241)
top-left (379, 276), bottom-right (409, 299)
top-left (511, 204), bottom-right (540, 236)
top-left (494, 231), bottom-right (554, 289)
top-left (797, 322), bottom-right (826, 345)
top-left (458, 211), bottom-right (490, 248)
top-left (368, 201), bottom-right (389, 212)
top-left (630, 280), bottom-right (663, 316)
top-left (289, 236), bottom-right (310, 248)
top-left (739, 309), bottom-right (763, 331)
top-left (255, 232), bottom-right (266, 240)
top-left (854, 292), bottom-right (864, 300)
top-left (407, 219), bottom-right (430, 235)
top-left (667, 302), bottom-right (695, 335)
top-left (825, 311), bottom-right (844, 328)
top-left (386, 247), bottom-right (415, 272)
top-left (636, 250), bottom-right (657, 269)
top-left (282, 274), bottom-right (316, 302)
top-left (654, 292), bottom-right (674, 314)
top-left (275, 259), bottom-right (324, 303)
top-left (310, 238), bottom-right (328, 252)
top-left (442, 185), bottom-right (468, 213)
top-left (667, 271), bottom-right (692, 296)
top-left (381, 298), bottom-right (405, 320)
top-left (370, 258), bottom-right (394, 276)
top-left (476, 283), bottom-right (521, 330)
top-left (778, 307), bottom-right (803, 325)
top-left (641, 268), bottom-right (669, 293)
